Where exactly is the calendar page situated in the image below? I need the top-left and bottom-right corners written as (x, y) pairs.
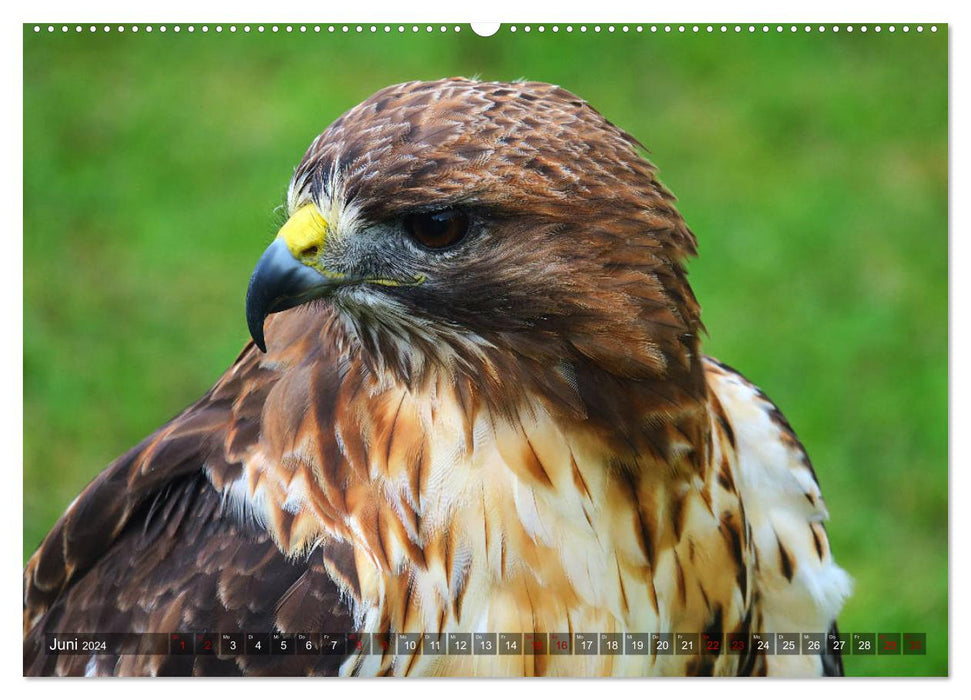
top-left (21, 20), bottom-right (947, 678)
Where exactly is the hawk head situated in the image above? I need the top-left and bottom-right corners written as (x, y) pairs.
top-left (246, 78), bottom-right (705, 420)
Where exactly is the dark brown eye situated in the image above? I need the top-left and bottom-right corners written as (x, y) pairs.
top-left (404, 210), bottom-right (469, 250)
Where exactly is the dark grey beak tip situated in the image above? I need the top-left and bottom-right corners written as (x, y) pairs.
top-left (250, 330), bottom-right (268, 355)
top-left (245, 272), bottom-right (271, 353)
top-left (245, 238), bottom-right (332, 353)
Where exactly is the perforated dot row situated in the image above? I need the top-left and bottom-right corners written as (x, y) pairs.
top-left (31, 25), bottom-right (465, 34)
top-left (507, 24), bottom-right (938, 34)
top-left (31, 24), bottom-right (940, 35)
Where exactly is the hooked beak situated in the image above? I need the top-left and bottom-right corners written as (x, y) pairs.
top-left (245, 237), bottom-right (339, 352)
top-left (245, 202), bottom-right (426, 352)
top-left (246, 204), bottom-right (340, 352)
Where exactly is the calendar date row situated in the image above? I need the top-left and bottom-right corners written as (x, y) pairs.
top-left (46, 631), bottom-right (925, 656)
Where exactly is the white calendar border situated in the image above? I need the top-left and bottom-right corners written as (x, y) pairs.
top-left (4, 1), bottom-right (961, 697)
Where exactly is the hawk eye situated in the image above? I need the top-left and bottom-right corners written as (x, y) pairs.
top-left (404, 210), bottom-right (469, 250)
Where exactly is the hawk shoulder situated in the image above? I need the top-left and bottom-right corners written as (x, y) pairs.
top-left (704, 357), bottom-right (852, 676)
top-left (23, 343), bottom-right (355, 676)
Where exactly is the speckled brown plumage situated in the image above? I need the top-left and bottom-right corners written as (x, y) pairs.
top-left (24, 78), bottom-right (850, 676)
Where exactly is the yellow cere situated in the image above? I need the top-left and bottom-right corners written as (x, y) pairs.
top-left (276, 204), bottom-right (347, 280)
top-left (276, 202), bottom-right (426, 288)
top-left (277, 204), bottom-right (329, 259)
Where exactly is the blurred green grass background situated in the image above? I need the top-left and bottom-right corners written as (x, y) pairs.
top-left (23, 25), bottom-right (947, 676)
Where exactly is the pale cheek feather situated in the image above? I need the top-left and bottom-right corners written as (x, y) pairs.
top-left (336, 287), bottom-right (496, 381)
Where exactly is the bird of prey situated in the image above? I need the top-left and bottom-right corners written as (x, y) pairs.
top-left (24, 78), bottom-right (851, 677)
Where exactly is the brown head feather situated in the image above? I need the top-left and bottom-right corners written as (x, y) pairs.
top-left (281, 78), bottom-right (706, 444)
